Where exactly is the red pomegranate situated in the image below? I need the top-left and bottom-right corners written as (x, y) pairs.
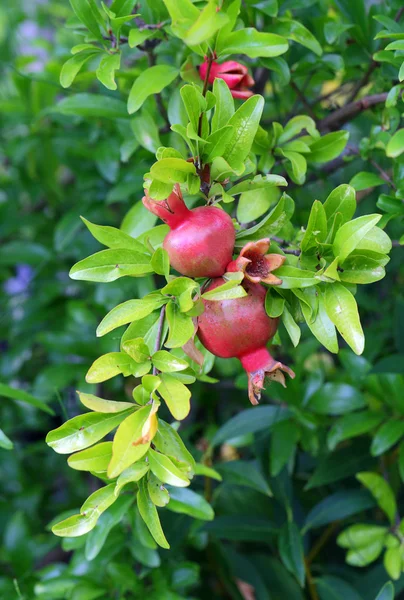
top-left (142, 184), bottom-right (235, 278)
top-left (197, 239), bottom-right (294, 404)
top-left (197, 279), bottom-right (294, 404)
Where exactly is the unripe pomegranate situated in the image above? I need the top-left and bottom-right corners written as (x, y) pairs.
top-left (142, 184), bottom-right (235, 278)
top-left (197, 239), bottom-right (294, 404)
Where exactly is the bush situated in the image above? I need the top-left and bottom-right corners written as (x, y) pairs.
top-left (1, 0), bottom-right (404, 598)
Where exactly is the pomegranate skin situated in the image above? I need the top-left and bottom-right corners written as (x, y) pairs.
top-left (164, 206), bottom-right (235, 278)
top-left (142, 185), bottom-right (235, 278)
top-left (197, 278), bottom-right (294, 404)
top-left (197, 278), bottom-right (278, 359)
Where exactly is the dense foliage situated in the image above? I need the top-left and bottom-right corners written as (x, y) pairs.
top-left (1, 0), bottom-right (404, 598)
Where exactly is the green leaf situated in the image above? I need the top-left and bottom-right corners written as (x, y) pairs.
top-left (308, 131), bottom-right (349, 163)
top-left (270, 420), bottom-right (299, 478)
top-left (386, 129), bottom-right (404, 157)
top-left (266, 290), bottom-right (285, 318)
top-left (350, 171), bottom-right (386, 191)
top-left (222, 95), bottom-right (265, 169)
top-left (315, 576), bottom-right (363, 600)
top-left (218, 28), bottom-right (288, 58)
top-left (166, 487), bottom-right (214, 520)
top-left (56, 94), bottom-right (128, 119)
top-left (359, 471), bottom-right (397, 524)
top-left (69, 0), bottom-right (104, 40)
top-left (276, 266), bottom-right (317, 289)
top-left (158, 373), bottom-right (191, 420)
top-left (151, 247), bottom-right (170, 277)
top-left (279, 522), bottom-right (305, 587)
top-left (0, 428), bottom-right (13, 450)
top-left (165, 301), bottom-right (194, 348)
top-left (85, 495), bottom-right (134, 561)
top-left (114, 461), bottom-right (150, 496)
top-left (211, 78), bottom-right (235, 132)
top-left (148, 472), bottom-right (170, 507)
top-left (107, 406), bottom-right (152, 478)
top-left (300, 290), bottom-right (338, 353)
top-left (69, 249), bottom-right (153, 282)
top-left (85, 352), bottom-right (135, 383)
top-left (46, 410), bottom-right (133, 454)
top-left (152, 351), bottom-right (189, 372)
top-left (276, 18), bottom-right (322, 56)
top-left (52, 484), bottom-right (117, 537)
top-left (384, 547), bottom-right (402, 581)
top-left (202, 282), bottom-right (247, 301)
top-left (308, 383), bottom-right (366, 415)
top-left (96, 51), bottom-right (121, 90)
top-left (162, 0), bottom-right (199, 39)
top-left (304, 490), bottom-right (375, 531)
top-left (356, 226), bottom-right (392, 255)
top-left (128, 28), bottom-right (157, 47)
top-left (375, 582), bottom-right (395, 600)
top-left (338, 524), bottom-right (387, 566)
top-left (339, 251), bottom-right (386, 284)
top-left (217, 460), bottom-right (272, 496)
top-left (81, 217), bottom-right (147, 252)
top-left (327, 411), bottom-right (384, 450)
top-left (278, 149), bottom-right (306, 185)
top-left (212, 405), bottom-right (291, 447)
top-left (306, 443), bottom-right (374, 489)
top-left (128, 65), bottom-right (178, 114)
top-left (236, 194), bottom-right (293, 243)
top-left (137, 478), bottom-right (170, 549)
top-left (282, 306), bottom-right (301, 347)
top-left (203, 125), bottom-right (235, 162)
top-left (150, 158), bottom-right (196, 184)
top-left (148, 448), bottom-right (190, 487)
top-left (132, 109), bottom-right (162, 154)
top-left (324, 283), bottom-right (364, 355)
top-left (183, 0), bottom-right (229, 46)
top-left (123, 338), bottom-right (151, 363)
top-left (97, 296), bottom-right (164, 337)
top-left (68, 442), bottom-right (113, 472)
top-left (301, 200), bottom-right (327, 251)
top-left (371, 420), bottom-right (404, 457)
top-left (194, 463), bottom-right (222, 481)
top-left (229, 174), bottom-right (287, 196)
top-left (323, 184), bottom-right (356, 229)
top-left (0, 382), bottom-right (54, 416)
top-left (153, 419), bottom-right (195, 473)
top-left (60, 50), bottom-right (100, 88)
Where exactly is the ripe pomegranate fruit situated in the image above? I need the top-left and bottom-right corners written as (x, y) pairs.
top-left (142, 184), bottom-right (235, 278)
top-left (197, 239), bottom-right (294, 404)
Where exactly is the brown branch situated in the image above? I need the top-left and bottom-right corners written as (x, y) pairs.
top-left (305, 560), bottom-right (320, 600)
top-left (318, 93), bottom-right (388, 132)
top-left (306, 521), bottom-right (340, 566)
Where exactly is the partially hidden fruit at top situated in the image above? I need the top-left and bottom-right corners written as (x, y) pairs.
top-left (199, 60), bottom-right (255, 99)
top-left (143, 184), bottom-right (235, 278)
top-left (197, 278), bottom-right (295, 405)
top-left (197, 239), bottom-right (294, 404)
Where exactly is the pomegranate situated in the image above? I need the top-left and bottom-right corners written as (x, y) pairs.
top-left (197, 239), bottom-right (294, 404)
top-left (142, 184), bottom-right (235, 278)
top-left (199, 60), bottom-right (255, 99)
top-left (197, 279), bottom-right (294, 404)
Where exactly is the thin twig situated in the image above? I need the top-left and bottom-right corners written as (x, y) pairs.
top-left (305, 560), bottom-right (320, 600)
top-left (306, 521), bottom-right (340, 566)
top-left (197, 53), bottom-right (214, 138)
top-left (152, 305), bottom-right (166, 376)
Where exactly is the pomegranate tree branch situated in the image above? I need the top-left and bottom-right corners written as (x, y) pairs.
top-left (290, 80), bottom-right (317, 120)
top-left (271, 235), bottom-right (301, 256)
top-left (198, 53), bottom-right (214, 138)
top-left (345, 60), bottom-right (378, 104)
top-left (152, 304), bottom-right (166, 376)
top-left (318, 93), bottom-right (388, 132)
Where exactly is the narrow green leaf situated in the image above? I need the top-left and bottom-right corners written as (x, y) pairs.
top-left (324, 283), bottom-right (364, 355)
top-left (69, 249), bottom-right (153, 282)
top-left (158, 374), bottom-right (191, 420)
top-left (128, 65), bottom-right (178, 114)
top-left (357, 472), bottom-right (397, 525)
top-left (68, 442), bottom-right (113, 472)
top-left (166, 487), bottom-right (214, 520)
top-left (137, 478), bottom-right (170, 548)
top-left (0, 382), bottom-right (54, 416)
top-left (96, 51), bottom-right (121, 90)
top-left (107, 406), bottom-right (152, 478)
top-left (148, 448), bottom-right (190, 487)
